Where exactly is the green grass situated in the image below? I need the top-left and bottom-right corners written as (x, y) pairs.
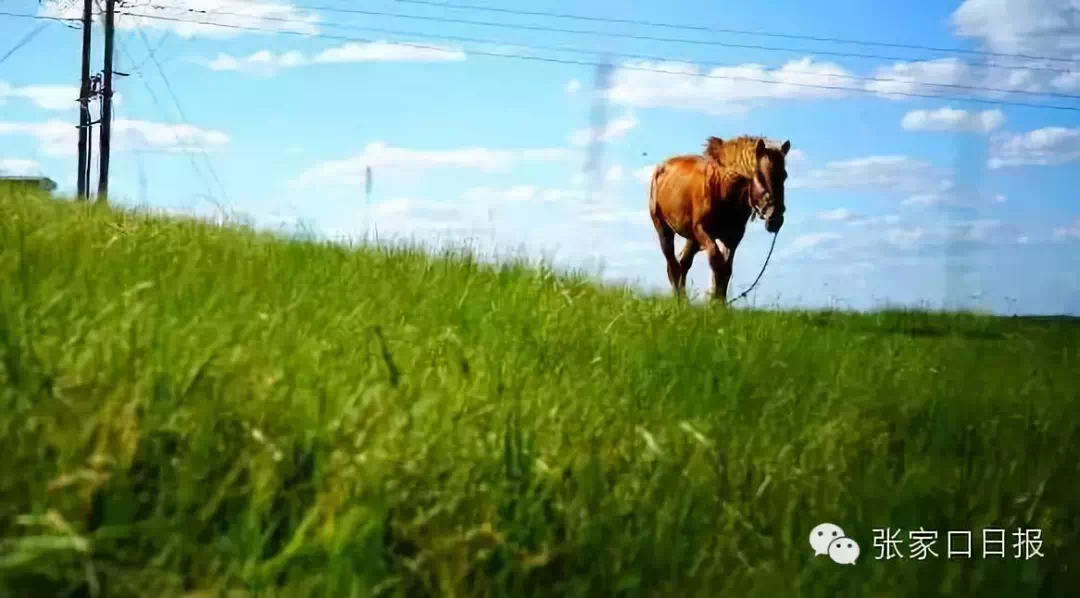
top-left (1, 183), bottom-right (1078, 597)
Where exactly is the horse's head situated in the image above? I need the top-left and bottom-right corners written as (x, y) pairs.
top-left (750, 138), bottom-right (790, 234)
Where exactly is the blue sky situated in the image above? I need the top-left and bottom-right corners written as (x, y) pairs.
top-left (2, 0), bottom-right (1079, 315)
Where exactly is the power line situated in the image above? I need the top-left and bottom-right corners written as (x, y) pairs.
top-left (109, 11), bottom-right (1080, 113)
top-left (0, 10), bottom-right (81, 25)
top-left (259, 4), bottom-right (1079, 76)
top-left (131, 25), bottom-right (231, 205)
top-left (131, 30), bottom-right (172, 72)
top-left (14, 2), bottom-right (1076, 71)
top-left (1, 8), bottom-right (227, 205)
top-left (3, 9), bottom-right (1080, 113)
top-left (114, 34), bottom-right (220, 204)
top-left (392, 0), bottom-right (1080, 66)
top-left (152, 5), bottom-right (1080, 103)
top-left (0, 21), bottom-right (51, 67)
top-left (7, 7), bottom-right (1080, 83)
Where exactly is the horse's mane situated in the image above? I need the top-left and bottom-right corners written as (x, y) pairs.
top-left (703, 135), bottom-right (783, 179)
top-left (704, 136), bottom-right (724, 164)
top-left (703, 155), bottom-right (753, 212)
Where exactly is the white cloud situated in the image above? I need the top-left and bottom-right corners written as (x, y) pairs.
top-left (605, 165), bottom-right (624, 183)
top-left (538, 188), bottom-right (596, 203)
top-left (988, 126), bottom-right (1080, 168)
top-left (41, 0), bottom-right (322, 39)
top-left (902, 193), bottom-right (952, 207)
top-left (791, 155), bottom-right (953, 197)
top-left (791, 232), bottom-right (842, 251)
top-left (206, 50), bottom-right (308, 75)
top-left (827, 261), bottom-right (877, 276)
top-left (816, 208), bottom-right (855, 222)
top-left (0, 82), bottom-right (68, 111)
top-left (901, 107), bottom-right (1005, 134)
top-left (886, 226), bottom-right (930, 249)
top-left (104, 120), bottom-right (229, 154)
top-left (621, 240), bottom-right (658, 253)
top-left (632, 164), bottom-right (656, 184)
top-left (792, 155), bottom-right (985, 208)
top-left (293, 142), bottom-right (573, 187)
top-left (1050, 71), bottom-right (1080, 91)
top-left (569, 116), bottom-right (639, 146)
top-left (1055, 219), bottom-right (1080, 240)
top-left (950, 0), bottom-right (1080, 56)
top-left (0, 119), bottom-right (229, 156)
top-left (993, 193), bottom-right (1007, 203)
top-left (877, 219), bottom-right (1009, 250)
top-left (816, 209), bottom-right (901, 226)
top-left (363, 187), bottom-right (640, 244)
top-left (606, 57), bottom-right (857, 115)
top-left (789, 215), bottom-right (1026, 267)
top-left (866, 57), bottom-right (1048, 99)
top-left (204, 41), bottom-right (464, 75)
top-left (333, 185), bottom-right (651, 266)
top-left (0, 158), bottom-right (42, 177)
top-left (455, 184), bottom-right (648, 231)
top-left (946, 219), bottom-right (1004, 242)
top-left (312, 41), bottom-right (466, 64)
top-left (0, 120), bottom-right (82, 156)
top-left (0, 81), bottom-right (117, 111)
top-left (849, 214), bottom-right (901, 227)
top-left (462, 185), bottom-right (542, 203)
top-left (776, 232), bottom-right (843, 259)
top-left (579, 207), bottom-right (649, 225)
top-left (463, 185), bottom-right (632, 208)
top-left (372, 197), bottom-right (464, 221)
top-left (566, 79), bottom-right (582, 95)
top-left (866, 58), bottom-right (980, 97)
top-left (898, 185), bottom-right (1001, 208)
top-left (786, 148), bottom-right (807, 162)
top-left (357, 197), bottom-right (494, 243)
top-left (997, 67), bottom-right (1043, 92)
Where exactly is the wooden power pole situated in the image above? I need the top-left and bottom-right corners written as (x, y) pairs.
top-left (76, 0), bottom-right (93, 200)
top-left (97, 0), bottom-right (116, 201)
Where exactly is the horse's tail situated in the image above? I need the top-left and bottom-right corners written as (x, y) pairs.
top-left (648, 163), bottom-right (664, 213)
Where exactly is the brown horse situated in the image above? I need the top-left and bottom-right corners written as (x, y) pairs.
top-left (648, 136), bottom-right (791, 301)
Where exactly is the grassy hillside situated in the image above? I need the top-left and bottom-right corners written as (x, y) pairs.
top-left (1, 184), bottom-right (1078, 597)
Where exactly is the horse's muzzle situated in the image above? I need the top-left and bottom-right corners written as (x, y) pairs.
top-left (765, 216), bottom-right (784, 233)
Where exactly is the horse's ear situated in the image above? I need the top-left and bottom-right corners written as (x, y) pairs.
top-left (780, 140), bottom-right (791, 156)
top-left (755, 138), bottom-right (767, 159)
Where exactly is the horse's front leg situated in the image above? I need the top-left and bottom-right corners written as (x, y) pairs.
top-left (694, 225), bottom-right (734, 303)
top-left (710, 244), bottom-right (735, 302)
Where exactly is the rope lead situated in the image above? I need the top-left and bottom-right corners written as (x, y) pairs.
top-left (728, 231), bottom-right (778, 305)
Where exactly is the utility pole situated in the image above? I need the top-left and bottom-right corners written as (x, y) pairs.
top-left (365, 165), bottom-right (373, 238)
top-left (85, 73), bottom-right (101, 201)
top-left (76, 0), bottom-right (93, 200)
top-left (86, 74), bottom-right (100, 199)
top-left (585, 58), bottom-right (613, 202)
top-left (97, 0), bottom-right (116, 202)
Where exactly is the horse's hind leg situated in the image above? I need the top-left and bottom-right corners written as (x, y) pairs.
top-left (650, 212), bottom-right (682, 295)
top-left (676, 238), bottom-right (699, 292)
